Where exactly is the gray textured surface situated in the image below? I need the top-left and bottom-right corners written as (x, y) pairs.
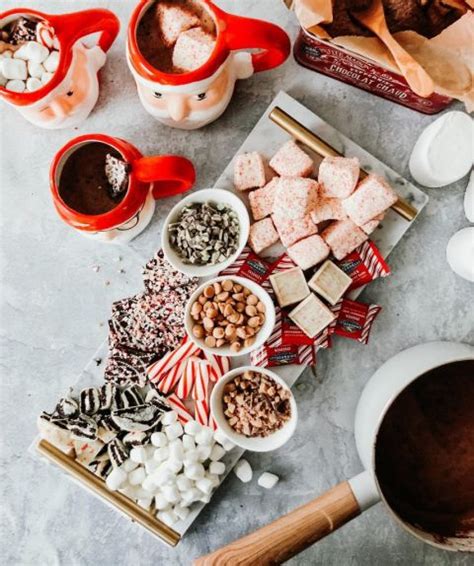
top-left (0, 1), bottom-right (472, 565)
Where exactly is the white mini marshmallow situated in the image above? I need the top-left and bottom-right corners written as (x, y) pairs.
top-left (213, 429), bottom-right (228, 446)
top-left (130, 446), bottom-right (147, 463)
top-left (137, 497), bottom-right (152, 510)
top-left (165, 459), bottom-right (183, 474)
top-left (122, 459), bottom-right (139, 473)
top-left (128, 466), bottom-right (146, 486)
top-left (154, 446), bottom-right (170, 462)
top-left (210, 444), bottom-right (226, 462)
top-left (162, 484), bottom-right (180, 503)
top-left (184, 420), bottom-right (202, 436)
top-left (152, 464), bottom-right (175, 486)
top-left (180, 488), bottom-right (201, 505)
top-left (174, 505), bottom-right (190, 521)
top-left (151, 431), bottom-right (168, 448)
top-left (182, 434), bottom-right (196, 451)
top-left (209, 461), bottom-right (225, 475)
top-left (168, 439), bottom-right (184, 461)
top-left (221, 438), bottom-right (236, 452)
top-left (185, 462), bottom-right (205, 480)
top-left (197, 445), bottom-right (212, 462)
top-left (41, 71), bottom-right (53, 84)
top-left (26, 77), bottom-right (42, 91)
top-left (14, 41), bottom-right (49, 64)
top-left (157, 509), bottom-right (177, 526)
top-left (142, 476), bottom-right (157, 493)
top-left (162, 411), bottom-right (178, 426)
top-left (199, 493), bottom-right (212, 504)
top-left (106, 467), bottom-right (127, 491)
top-left (155, 493), bottom-right (171, 511)
top-left (43, 50), bottom-right (59, 72)
top-left (2, 58), bottom-right (27, 80)
top-left (195, 428), bottom-right (214, 446)
top-left (258, 472), bottom-right (280, 489)
top-left (145, 459), bottom-right (160, 474)
top-left (28, 61), bottom-right (44, 78)
top-left (196, 477), bottom-right (213, 495)
top-left (176, 474), bottom-right (192, 492)
top-left (207, 473), bottom-right (220, 488)
top-left (183, 449), bottom-right (199, 466)
top-left (165, 422), bottom-right (183, 441)
top-left (234, 459), bottom-right (253, 483)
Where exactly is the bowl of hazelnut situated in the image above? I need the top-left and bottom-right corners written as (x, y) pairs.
top-left (210, 366), bottom-right (298, 452)
top-left (184, 276), bottom-right (275, 357)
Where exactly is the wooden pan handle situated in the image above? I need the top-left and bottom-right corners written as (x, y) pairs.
top-left (194, 481), bottom-right (361, 566)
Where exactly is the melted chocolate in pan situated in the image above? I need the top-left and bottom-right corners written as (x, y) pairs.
top-left (375, 360), bottom-right (474, 540)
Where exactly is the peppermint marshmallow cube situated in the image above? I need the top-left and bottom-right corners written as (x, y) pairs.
top-left (270, 140), bottom-right (314, 178)
top-left (321, 219), bottom-right (368, 260)
top-left (361, 213), bottom-right (384, 234)
top-left (287, 235), bottom-right (330, 271)
top-left (310, 197), bottom-right (347, 225)
top-left (249, 218), bottom-right (279, 255)
top-left (272, 214), bottom-right (318, 248)
top-left (318, 156), bottom-right (360, 198)
top-left (234, 152), bottom-right (266, 191)
top-left (273, 178), bottom-right (319, 221)
top-left (342, 174), bottom-right (398, 226)
top-left (248, 178), bottom-right (280, 220)
top-left (156, 3), bottom-right (200, 46)
top-left (172, 27), bottom-right (215, 72)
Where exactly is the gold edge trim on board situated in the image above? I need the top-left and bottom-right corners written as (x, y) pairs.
top-left (36, 439), bottom-right (181, 547)
top-left (269, 106), bottom-right (418, 222)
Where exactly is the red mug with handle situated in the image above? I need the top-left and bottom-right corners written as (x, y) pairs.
top-left (0, 7), bottom-right (119, 129)
top-left (50, 133), bottom-right (196, 244)
top-left (127, 0), bottom-right (291, 129)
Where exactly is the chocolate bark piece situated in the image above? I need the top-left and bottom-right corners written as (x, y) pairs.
top-left (105, 153), bottom-right (130, 198)
top-left (122, 385), bottom-right (144, 407)
top-left (53, 393), bottom-right (79, 419)
top-left (111, 403), bottom-right (164, 432)
top-left (8, 17), bottom-right (38, 45)
top-left (79, 387), bottom-right (101, 415)
top-left (67, 414), bottom-right (98, 441)
top-left (107, 437), bottom-right (129, 468)
top-left (142, 249), bottom-right (199, 294)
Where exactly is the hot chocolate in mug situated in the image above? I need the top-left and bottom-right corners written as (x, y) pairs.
top-left (0, 7), bottom-right (119, 129)
top-left (127, 0), bottom-right (291, 129)
top-left (50, 133), bottom-right (196, 244)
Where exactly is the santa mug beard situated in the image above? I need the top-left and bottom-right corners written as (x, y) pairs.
top-left (131, 53), bottom-right (254, 130)
top-left (18, 44), bottom-right (106, 129)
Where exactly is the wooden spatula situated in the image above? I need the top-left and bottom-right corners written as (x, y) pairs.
top-left (350, 0), bottom-right (435, 97)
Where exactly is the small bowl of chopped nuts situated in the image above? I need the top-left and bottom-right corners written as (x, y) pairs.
top-left (184, 276), bottom-right (275, 357)
top-left (162, 188), bottom-right (250, 277)
top-left (210, 366), bottom-right (298, 452)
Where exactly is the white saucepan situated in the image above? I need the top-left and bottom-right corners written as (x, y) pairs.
top-left (195, 341), bottom-right (474, 565)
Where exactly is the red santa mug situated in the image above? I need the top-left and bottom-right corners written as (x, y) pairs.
top-left (50, 133), bottom-right (196, 244)
top-left (0, 7), bottom-right (119, 129)
top-left (127, 0), bottom-right (291, 129)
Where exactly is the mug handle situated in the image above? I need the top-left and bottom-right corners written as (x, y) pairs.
top-left (49, 9), bottom-right (120, 53)
top-left (133, 156), bottom-right (196, 199)
top-left (222, 12), bottom-right (291, 73)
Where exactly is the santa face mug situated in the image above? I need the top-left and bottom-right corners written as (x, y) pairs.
top-left (0, 7), bottom-right (119, 129)
top-left (127, 0), bottom-right (291, 130)
top-left (50, 133), bottom-right (196, 244)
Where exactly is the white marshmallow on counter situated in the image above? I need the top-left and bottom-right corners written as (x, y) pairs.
top-left (208, 474), bottom-right (220, 488)
top-left (196, 477), bottom-right (213, 495)
top-left (234, 459), bottom-right (252, 483)
top-left (446, 227), bottom-right (474, 282)
top-left (184, 420), bottom-right (202, 436)
top-left (43, 50), bottom-right (59, 72)
top-left (165, 422), bottom-right (183, 441)
top-left (174, 505), bottom-right (190, 521)
top-left (258, 472), bottom-right (280, 489)
top-left (128, 466), bottom-right (146, 486)
top-left (106, 467), bottom-right (127, 491)
top-left (130, 445), bottom-right (148, 463)
top-left (409, 112), bottom-right (473, 188)
top-left (26, 77), bottom-right (42, 91)
top-left (464, 171), bottom-right (474, 223)
top-left (209, 461), bottom-right (225, 475)
top-left (157, 509), bottom-right (178, 526)
top-left (6, 79), bottom-right (25, 92)
top-left (199, 493), bottom-right (212, 504)
top-left (155, 493), bottom-right (171, 511)
top-left (162, 411), bottom-right (178, 426)
top-left (14, 41), bottom-right (49, 64)
top-left (185, 462), bottom-right (205, 480)
top-left (210, 444), bottom-right (226, 462)
top-left (2, 58), bottom-right (27, 80)
top-left (151, 431), bottom-right (168, 447)
top-left (122, 459), bottom-right (139, 473)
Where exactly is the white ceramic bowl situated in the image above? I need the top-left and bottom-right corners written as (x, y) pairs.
top-left (184, 276), bottom-right (276, 357)
top-left (162, 188), bottom-right (250, 277)
top-left (210, 366), bottom-right (298, 452)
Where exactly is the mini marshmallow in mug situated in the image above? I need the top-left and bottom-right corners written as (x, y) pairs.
top-left (0, 7), bottom-right (119, 129)
top-left (127, 0), bottom-right (290, 130)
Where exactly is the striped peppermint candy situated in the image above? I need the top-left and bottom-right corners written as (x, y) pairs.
top-left (147, 338), bottom-right (201, 382)
top-left (166, 394), bottom-right (194, 424)
top-left (192, 360), bottom-right (211, 400)
top-left (208, 413), bottom-right (218, 431)
top-left (156, 361), bottom-right (185, 394)
top-left (176, 356), bottom-right (199, 399)
top-left (202, 351), bottom-right (230, 381)
top-left (194, 399), bottom-right (210, 426)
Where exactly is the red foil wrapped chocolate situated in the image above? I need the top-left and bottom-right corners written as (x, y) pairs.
top-left (335, 240), bottom-right (390, 290)
top-left (332, 298), bottom-right (382, 344)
